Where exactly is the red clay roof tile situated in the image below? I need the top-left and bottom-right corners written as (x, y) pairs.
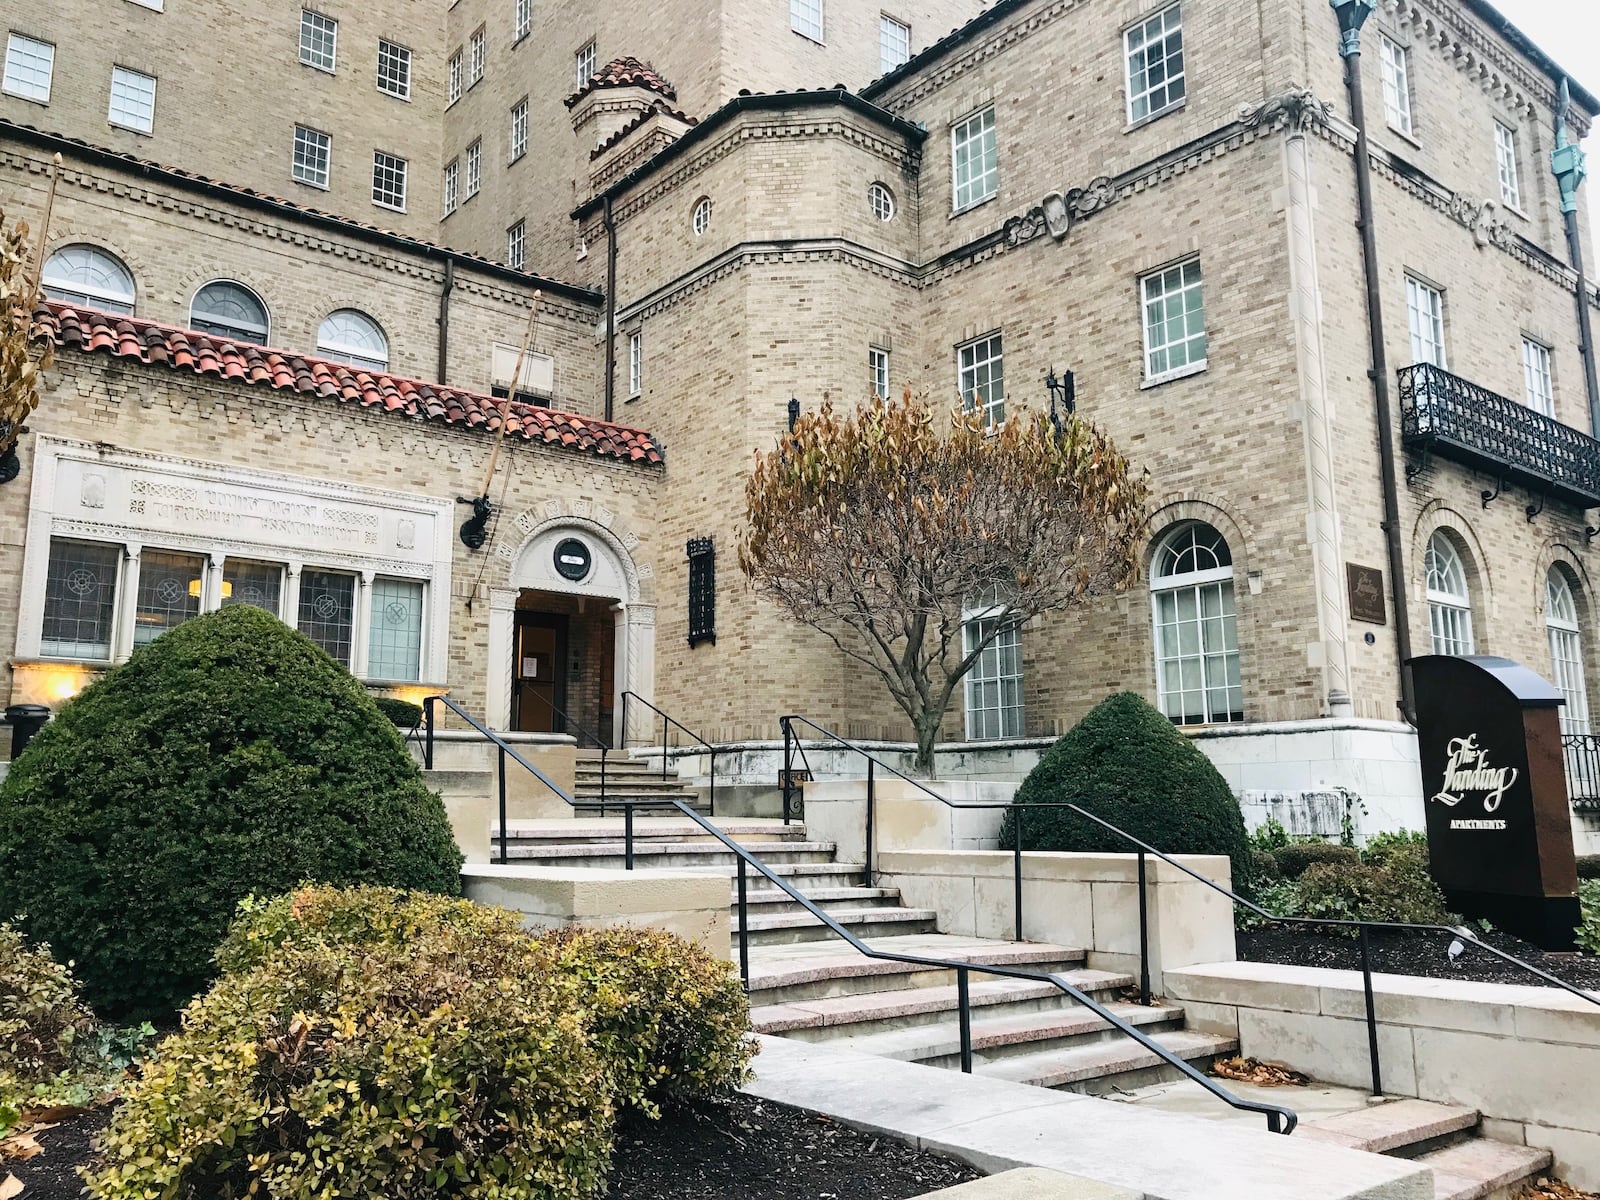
top-left (565, 57), bottom-right (677, 108)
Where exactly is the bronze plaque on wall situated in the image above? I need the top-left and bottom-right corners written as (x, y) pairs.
top-left (1346, 564), bottom-right (1386, 625)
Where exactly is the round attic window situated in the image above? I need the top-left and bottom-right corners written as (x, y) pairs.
top-left (692, 197), bottom-right (712, 236)
top-left (868, 182), bottom-right (896, 221)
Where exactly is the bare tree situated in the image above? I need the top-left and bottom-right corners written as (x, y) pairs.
top-left (739, 392), bottom-right (1149, 771)
top-left (0, 204), bottom-right (54, 482)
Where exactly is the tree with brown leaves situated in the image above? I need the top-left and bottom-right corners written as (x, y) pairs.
top-left (0, 205), bottom-right (53, 482)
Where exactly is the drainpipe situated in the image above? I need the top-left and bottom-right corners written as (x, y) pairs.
top-left (1331, 0), bottom-right (1417, 725)
top-left (602, 196), bottom-right (618, 422)
top-left (436, 258), bottom-right (455, 384)
top-left (1551, 79), bottom-right (1600, 436)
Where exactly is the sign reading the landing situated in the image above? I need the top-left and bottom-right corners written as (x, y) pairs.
top-left (1409, 654), bottom-right (1579, 949)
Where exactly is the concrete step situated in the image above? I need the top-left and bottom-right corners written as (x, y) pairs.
top-left (976, 1028), bottom-right (1240, 1095)
top-left (732, 906), bottom-right (940, 946)
top-left (751, 971), bottom-right (1136, 1039)
top-left (734, 885), bottom-right (903, 915)
top-left (495, 819), bottom-right (809, 846)
top-left (501, 840), bottom-right (838, 867)
top-left (1416, 1140), bottom-right (1552, 1200)
top-left (1298, 1099), bottom-right (1480, 1156)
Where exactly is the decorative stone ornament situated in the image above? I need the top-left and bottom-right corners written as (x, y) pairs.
top-left (1238, 87), bottom-right (1332, 136)
top-left (1003, 176), bottom-right (1117, 248)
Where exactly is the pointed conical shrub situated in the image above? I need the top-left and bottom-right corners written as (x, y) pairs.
top-left (0, 604), bottom-right (462, 1019)
top-left (1002, 692), bottom-right (1253, 893)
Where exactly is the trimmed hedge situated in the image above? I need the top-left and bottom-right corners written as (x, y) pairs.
top-left (374, 696), bottom-right (424, 729)
top-left (0, 605), bottom-right (463, 1019)
top-left (1297, 847), bottom-right (1451, 926)
top-left (1577, 855), bottom-right (1600, 882)
top-left (1272, 843), bottom-right (1360, 880)
top-left (1003, 692), bottom-right (1253, 893)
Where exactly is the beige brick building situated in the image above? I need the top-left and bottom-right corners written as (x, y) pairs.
top-left (3, 0), bottom-right (1599, 839)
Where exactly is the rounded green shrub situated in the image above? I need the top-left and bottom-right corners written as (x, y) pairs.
top-left (1272, 843), bottom-right (1360, 880)
top-left (1575, 854), bottom-right (1600, 882)
top-left (1361, 829), bottom-right (1430, 868)
top-left (374, 696), bottom-right (424, 729)
top-left (1297, 856), bottom-right (1451, 926)
top-left (0, 605), bottom-right (463, 1019)
top-left (1251, 848), bottom-right (1282, 883)
top-left (0, 923), bottom-right (96, 1101)
top-left (1003, 692), bottom-right (1254, 893)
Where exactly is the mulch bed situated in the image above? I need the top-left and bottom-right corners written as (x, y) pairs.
top-left (1239, 924), bottom-right (1600, 990)
top-left (3, 1095), bottom-right (980, 1200)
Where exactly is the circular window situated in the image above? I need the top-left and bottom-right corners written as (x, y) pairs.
top-left (692, 197), bottom-right (712, 237)
top-left (868, 182), bottom-right (896, 222)
top-left (553, 537), bottom-right (593, 582)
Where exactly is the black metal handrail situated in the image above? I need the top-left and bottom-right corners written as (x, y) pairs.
top-left (1562, 732), bottom-right (1600, 809)
top-left (520, 691), bottom-right (612, 811)
top-left (621, 690), bottom-right (720, 816)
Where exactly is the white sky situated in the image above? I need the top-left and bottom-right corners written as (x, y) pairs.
top-left (1492, 0), bottom-right (1600, 233)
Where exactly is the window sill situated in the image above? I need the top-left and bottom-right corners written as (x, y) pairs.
top-left (378, 89), bottom-right (412, 103)
top-left (467, 76), bottom-right (483, 92)
top-left (107, 121), bottom-right (152, 137)
top-left (1385, 123), bottom-right (1422, 152)
top-left (300, 61), bottom-right (336, 76)
top-left (1, 89), bottom-right (50, 106)
top-left (373, 200), bottom-right (407, 214)
top-left (625, 392), bottom-right (641, 403)
top-left (1502, 201), bottom-right (1530, 222)
top-left (791, 28), bottom-right (825, 46)
top-left (950, 193), bottom-right (997, 220)
top-left (292, 176), bottom-right (331, 192)
top-left (509, 151), bottom-right (527, 166)
top-left (1123, 97), bottom-right (1185, 134)
top-left (1140, 359), bottom-right (1208, 389)
top-left (512, 33), bottom-right (529, 48)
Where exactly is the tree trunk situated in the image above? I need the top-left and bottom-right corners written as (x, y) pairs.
top-left (912, 710), bottom-right (942, 775)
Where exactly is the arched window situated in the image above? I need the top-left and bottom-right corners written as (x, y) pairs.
top-left (1150, 521), bottom-right (1242, 725)
top-left (41, 245), bottom-right (136, 315)
top-left (317, 309), bottom-right (389, 371)
top-left (190, 281), bottom-right (269, 345)
top-left (1424, 531), bottom-right (1474, 656)
top-left (1547, 567), bottom-right (1590, 735)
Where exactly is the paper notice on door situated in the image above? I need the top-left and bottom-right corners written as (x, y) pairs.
top-left (521, 658), bottom-right (538, 678)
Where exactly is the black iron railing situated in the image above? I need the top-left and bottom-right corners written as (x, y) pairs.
top-left (620, 690), bottom-right (719, 816)
top-left (1564, 732), bottom-right (1600, 810)
top-left (522, 691), bottom-right (613, 810)
top-left (1398, 362), bottom-right (1600, 508)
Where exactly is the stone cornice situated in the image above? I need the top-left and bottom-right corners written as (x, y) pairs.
top-left (868, 0), bottom-right (1073, 111)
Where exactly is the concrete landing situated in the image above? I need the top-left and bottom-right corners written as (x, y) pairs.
top-left (745, 1034), bottom-right (1432, 1200)
top-left (916, 1167), bottom-right (1140, 1199)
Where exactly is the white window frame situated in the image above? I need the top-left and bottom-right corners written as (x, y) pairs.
top-left (868, 181), bottom-right (895, 221)
top-left (507, 220), bottom-right (525, 270)
top-left (1548, 568), bottom-right (1591, 737)
top-left (1523, 336), bottom-right (1554, 417)
top-left (514, 0), bottom-right (533, 42)
top-left (957, 331), bottom-right (1004, 425)
top-left (509, 98), bottom-right (528, 162)
top-left (1140, 257), bottom-right (1208, 384)
top-left (107, 66), bottom-right (156, 133)
top-left (790, 0), bottom-right (824, 43)
top-left (628, 330), bottom-right (642, 397)
top-left (317, 309), bottom-right (388, 371)
top-left (468, 25), bottom-right (486, 85)
top-left (879, 14), bottom-right (910, 73)
top-left (42, 244), bottom-right (136, 314)
top-left (963, 605), bottom-right (1024, 741)
top-left (1150, 522), bottom-right (1243, 726)
top-left (371, 150), bottom-right (408, 212)
top-left (1123, 2), bottom-right (1185, 125)
top-left (1494, 120), bottom-right (1522, 211)
top-left (950, 105), bottom-right (997, 213)
top-left (298, 9), bottom-right (337, 73)
top-left (575, 40), bottom-right (596, 89)
top-left (3, 33), bottom-right (54, 103)
top-left (1378, 33), bottom-right (1413, 138)
top-left (1406, 275), bottom-right (1446, 368)
top-left (447, 49), bottom-right (462, 104)
top-left (376, 39), bottom-right (411, 100)
top-left (465, 140), bottom-right (481, 198)
top-left (442, 158), bottom-right (459, 216)
top-left (292, 124), bottom-right (331, 189)
top-left (692, 196), bottom-right (712, 236)
top-left (870, 346), bottom-right (890, 400)
top-left (190, 279), bottom-right (271, 344)
top-left (1424, 531), bottom-right (1474, 657)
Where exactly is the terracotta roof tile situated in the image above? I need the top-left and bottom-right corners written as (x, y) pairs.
top-left (34, 303), bottom-right (663, 467)
top-left (564, 57), bottom-right (677, 108)
top-left (590, 99), bottom-right (698, 161)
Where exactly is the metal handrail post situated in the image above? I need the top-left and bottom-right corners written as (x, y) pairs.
top-left (736, 856), bottom-right (751, 991)
top-left (1359, 924), bottom-right (1383, 1097)
top-left (497, 744), bottom-right (508, 865)
top-left (865, 759), bottom-right (875, 885)
top-left (709, 748), bottom-right (717, 818)
top-left (957, 966), bottom-right (973, 1073)
top-left (1013, 808), bottom-right (1024, 943)
top-left (600, 745), bottom-right (608, 813)
top-left (625, 804), bottom-right (635, 871)
top-left (781, 720), bottom-right (794, 826)
top-left (423, 696), bottom-right (435, 770)
top-left (620, 691), bottom-right (629, 750)
top-left (1137, 849), bottom-right (1151, 1006)
top-left (661, 712), bottom-right (669, 780)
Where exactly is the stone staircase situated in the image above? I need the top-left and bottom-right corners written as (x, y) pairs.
top-left (571, 749), bottom-right (704, 813)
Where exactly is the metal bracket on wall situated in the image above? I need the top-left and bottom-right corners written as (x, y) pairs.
top-left (1403, 449), bottom-right (1428, 484)
top-left (1481, 477), bottom-right (1505, 508)
top-left (1526, 493), bottom-right (1546, 523)
top-left (1586, 525), bottom-right (1600, 545)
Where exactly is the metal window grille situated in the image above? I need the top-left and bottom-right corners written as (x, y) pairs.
top-left (1406, 277), bottom-right (1446, 368)
top-left (790, 0), bottom-right (823, 42)
top-left (377, 40), bottom-right (411, 99)
top-left (958, 332), bottom-right (1004, 424)
top-left (468, 26), bottom-right (485, 83)
top-left (447, 50), bottom-right (462, 103)
top-left (297, 570), bottom-right (355, 665)
top-left (575, 41), bottom-right (596, 88)
top-left (221, 559), bottom-right (282, 615)
top-left (41, 539), bottom-right (119, 659)
top-left (507, 221), bottom-right (525, 269)
top-left (963, 615), bottom-right (1023, 739)
top-left (372, 150), bottom-right (407, 211)
top-left (951, 106), bottom-right (997, 210)
top-left (1523, 338), bottom-right (1554, 416)
top-left (133, 549), bottom-right (205, 646)
top-left (299, 10), bottom-right (337, 71)
top-left (443, 159), bottom-right (458, 215)
top-left (510, 99), bottom-right (528, 161)
top-left (292, 125), bottom-right (330, 188)
top-left (108, 67), bottom-right (156, 132)
top-left (42, 245), bottom-right (135, 314)
top-left (869, 346), bottom-right (889, 399)
top-left (515, 0), bottom-right (532, 40)
top-left (868, 181), bottom-right (895, 221)
top-left (1124, 3), bottom-right (1184, 123)
top-left (368, 577), bottom-right (423, 681)
top-left (687, 538), bottom-right (716, 647)
top-left (879, 15), bottom-right (909, 72)
top-left (1378, 34), bottom-right (1412, 135)
top-left (3, 34), bottom-right (54, 101)
top-left (1141, 258), bottom-right (1207, 380)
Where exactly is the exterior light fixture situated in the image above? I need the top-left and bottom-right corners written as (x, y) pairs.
top-left (1044, 367), bottom-right (1075, 435)
top-left (787, 397), bottom-right (800, 432)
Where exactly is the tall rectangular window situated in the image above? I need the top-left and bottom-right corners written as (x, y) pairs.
top-left (1406, 276), bottom-right (1446, 367)
top-left (221, 560), bottom-right (282, 615)
top-left (468, 25), bottom-right (486, 84)
top-left (869, 346), bottom-right (890, 399)
top-left (465, 140), bottom-right (481, 197)
top-left (951, 105), bottom-right (997, 211)
top-left (372, 150), bottom-right (407, 210)
top-left (133, 550), bottom-right (205, 646)
top-left (368, 578), bottom-right (423, 681)
top-left (687, 538), bottom-right (716, 647)
top-left (958, 332), bottom-right (1004, 425)
top-left (1495, 121), bottom-right (1521, 209)
top-left (1378, 33), bottom-right (1413, 136)
top-left (442, 158), bottom-right (459, 215)
top-left (509, 98), bottom-right (528, 161)
top-left (297, 570), bottom-right (355, 666)
top-left (964, 614), bottom-right (1023, 740)
top-left (292, 125), bottom-right (330, 188)
top-left (575, 41), bottom-right (596, 88)
top-left (41, 540), bottom-right (119, 659)
top-left (515, 0), bottom-right (533, 41)
top-left (879, 15), bottom-right (910, 73)
top-left (299, 10), bottom-right (337, 72)
top-left (376, 39), bottom-right (411, 99)
top-left (790, 0), bottom-right (823, 43)
top-left (3, 33), bottom-right (54, 102)
top-left (628, 330), bottom-right (642, 396)
top-left (1523, 337), bottom-right (1554, 416)
top-left (507, 220), bottom-right (525, 269)
top-left (1124, 3), bottom-right (1184, 124)
top-left (447, 49), bottom-right (462, 103)
top-left (1140, 258), bottom-right (1207, 381)
top-left (107, 66), bottom-right (156, 132)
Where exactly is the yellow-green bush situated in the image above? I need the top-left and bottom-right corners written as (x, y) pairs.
top-left (0, 923), bottom-right (95, 1091)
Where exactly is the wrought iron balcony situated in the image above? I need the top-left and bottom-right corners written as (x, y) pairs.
top-left (1564, 733), bottom-right (1600, 812)
top-left (1398, 363), bottom-right (1600, 510)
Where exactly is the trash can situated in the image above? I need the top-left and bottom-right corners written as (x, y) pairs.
top-left (4, 703), bottom-right (50, 761)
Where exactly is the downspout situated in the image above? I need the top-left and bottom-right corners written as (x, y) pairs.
top-left (1331, 0), bottom-right (1417, 724)
top-left (602, 196), bottom-right (618, 423)
top-left (436, 258), bottom-right (455, 384)
top-left (1551, 79), bottom-right (1600, 435)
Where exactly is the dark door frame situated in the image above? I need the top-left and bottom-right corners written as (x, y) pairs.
top-left (511, 610), bottom-right (569, 733)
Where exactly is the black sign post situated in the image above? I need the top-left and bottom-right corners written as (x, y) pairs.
top-left (1409, 655), bottom-right (1580, 950)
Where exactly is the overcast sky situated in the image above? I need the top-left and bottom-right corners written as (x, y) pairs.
top-left (1493, 0), bottom-right (1600, 232)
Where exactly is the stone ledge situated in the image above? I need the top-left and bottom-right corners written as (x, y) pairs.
top-left (915, 1167), bottom-right (1140, 1199)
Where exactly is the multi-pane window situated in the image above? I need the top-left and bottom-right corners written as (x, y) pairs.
top-left (442, 158), bottom-right (459, 215)
top-left (299, 10), bottom-right (337, 72)
top-left (510, 98), bottom-right (528, 161)
top-left (376, 40), bottom-right (411, 99)
top-left (1124, 3), bottom-right (1184, 124)
top-left (465, 140), bottom-right (481, 197)
top-left (1151, 522), bottom-right (1242, 725)
top-left (1405, 276), bottom-right (1446, 367)
top-left (958, 332), bottom-right (1004, 425)
top-left (372, 150), bottom-right (407, 211)
top-left (1378, 34), bottom-right (1413, 137)
top-left (790, 0), bottom-right (824, 42)
top-left (41, 540), bottom-right (119, 659)
top-left (468, 25), bottom-right (486, 84)
top-left (297, 570), bottom-right (356, 666)
top-left (964, 613), bottom-right (1024, 740)
top-left (507, 220), bottom-right (525, 269)
top-left (107, 67), bottom-right (156, 132)
top-left (515, 0), bottom-right (532, 41)
top-left (447, 50), bottom-right (462, 103)
top-left (368, 578), bottom-right (424, 681)
top-left (133, 549), bottom-right (205, 646)
top-left (1523, 337), bottom-right (1554, 416)
top-left (317, 309), bottom-right (388, 371)
top-left (575, 41), bottom-right (596, 89)
top-left (868, 181), bottom-right (895, 221)
top-left (1140, 259), bottom-right (1207, 381)
top-left (951, 105), bottom-right (997, 211)
top-left (687, 538), bottom-right (716, 648)
top-left (292, 125), bottom-right (331, 188)
top-left (191, 281), bottom-right (269, 344)
top-left (869, 346), bottom-right (890, 400)
top-left (221, 560), bottom-right (282, 615)
top-left (3, 33), bottom-right (54, 102)
top-left (1494, 121), bottom-right (1521, 209)
top-left (879, 15), bottom-right (910, 73)
top-left (1547, 568), bottom-right (1591, 736)
top-left (1425, 531), bottom-right (1474, 656)
top-left (628, 330), bottom-right (642, 396)
top-left (41, 245), bottom-right (135, 314)
top-left (692, 197), bottom-right (712, 235)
